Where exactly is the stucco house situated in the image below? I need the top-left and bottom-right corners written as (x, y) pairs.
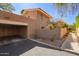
top-left (0, 8), bottom-right (52, 40)
top-left (21, 8), bottom-right (52, 38)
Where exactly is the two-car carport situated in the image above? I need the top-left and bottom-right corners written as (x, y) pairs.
top-left (0, 19), bottom-right (28, 40)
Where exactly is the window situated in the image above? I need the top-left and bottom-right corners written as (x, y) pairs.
top-left (41, 26), bottom-right (44, 29)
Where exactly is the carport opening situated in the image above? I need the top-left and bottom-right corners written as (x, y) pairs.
top-left (0, 24), bottom-right (28, 41)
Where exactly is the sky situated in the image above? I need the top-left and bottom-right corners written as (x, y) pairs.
top-left (12, 3), bottom-right (76, 25)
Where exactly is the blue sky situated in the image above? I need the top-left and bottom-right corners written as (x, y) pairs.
top-left (12, 3), bottom-right (76, 25)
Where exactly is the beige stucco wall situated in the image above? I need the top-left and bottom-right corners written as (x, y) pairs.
top-left (60, 28), bottom-right (67, 39)
top-left (0, 10), bottom-right (35, 39)
top-left (33, 10), bottom-right (50, 38)
top-left (39, 28), bottom-right (67, 40)
top-left (22, 10), bottom-right (37, 20)
top-left (21, 9), bottom-right (50, 38)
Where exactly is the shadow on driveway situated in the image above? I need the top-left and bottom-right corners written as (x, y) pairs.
top-left (0, 39), bottom-right (54, 56)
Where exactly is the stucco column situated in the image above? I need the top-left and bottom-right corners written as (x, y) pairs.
top-left (76, 28), bottom-right (79, 37)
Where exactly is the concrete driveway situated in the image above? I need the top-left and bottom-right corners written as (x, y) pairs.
top-left (0, 39), bottom-right (78, 56)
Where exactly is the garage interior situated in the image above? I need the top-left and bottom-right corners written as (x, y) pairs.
top-left (0, 20), bottom-right (28, 41)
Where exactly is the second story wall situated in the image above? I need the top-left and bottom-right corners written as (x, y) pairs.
top-left (21, 9), bottom-right (37, 20)
top-left (36, 11), bottom-right (50, 30)
top-left (21, 8), bottom-right (51, 38)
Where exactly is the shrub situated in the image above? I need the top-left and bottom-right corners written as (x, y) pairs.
top-left (76, 16), bottom-right (79, 29)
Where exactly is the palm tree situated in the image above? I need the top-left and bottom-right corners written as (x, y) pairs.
top-left (0, 3), bottom-right (15, 12)
top-left (53, 3), bottom-right (79, 17)
top-left (53, 3), bottom-right (79, 31)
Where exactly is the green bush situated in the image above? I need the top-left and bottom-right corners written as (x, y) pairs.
top-left (76, 16), bottom-right (79, 29)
